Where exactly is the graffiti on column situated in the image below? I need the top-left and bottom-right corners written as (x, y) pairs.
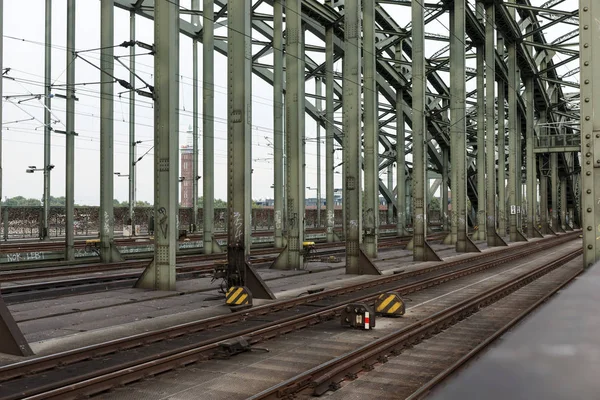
top-left (158, 207), bottom-right (168, 239)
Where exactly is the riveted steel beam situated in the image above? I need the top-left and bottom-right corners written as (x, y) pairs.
top-left (412, 0), bottom-right (441, 261)
top-left (452, 0), bottom-right (479, 254)
top-left (203, 0), bottom-right (221, 254)
top-left (474, 36), bottom-right (486, 241)
top-left (42, 0), bottom-right (51, 241)
top-left (363, 0), bottom-right (378, 258)
top-left (135, 0), bottom-right (179, 291)
top-left (225, 0), bottom-right (274, 298)
top-left (485, 2), bottom-right (507, 247)
top-left (100, 0), bottom-right (123, 263)
top-left (273, 0), bottom-right (284, 247)
top-left (272, 0), bottom-right (305, 271)
top-left (65, 0), bottom-right (76, 261)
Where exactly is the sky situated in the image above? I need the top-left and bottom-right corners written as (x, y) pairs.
top-left (1, 0), bottom-right (580, 206)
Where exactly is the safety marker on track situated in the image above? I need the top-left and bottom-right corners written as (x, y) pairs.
top-left (375, 292), bottom-right (406, 317)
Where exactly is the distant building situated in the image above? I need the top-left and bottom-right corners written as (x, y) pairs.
top-left (180, 127), bottom-right (194, 208)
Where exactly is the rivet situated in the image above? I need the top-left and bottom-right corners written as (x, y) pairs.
top-left (586, 116), bottom-right (591, 120)
top-left (584, 6), bottom-right (589, 11)
top-left (588, 208), bottom-right (592, 212)
top-left (585, 25), bottom-right (589, 30)
top-left (585, 61), bottom-right (590, 66)
top-left (587, 189), bottom-right (592, 194)
top-left (587, 143), bottom-right (591, 148)
top-left (597, 134), bottom-right (600, 138)
top-left (586, 98), bottom-right (591, 102)
top-left (586, 80), bottom-right (590, 84)
top-left (586, 152), bottom-right (592, 157)
top-left (589, 245), bottom-right (593, 249)
top-left (587, 161), bottom-right (592, 165)
top-left (586, 134), bottom-right (591, 139)
top-left (587, 171), bottom-right (592, 175)
top-left (585, 43), bottom-right (590, 48)
top-left (588, 226), bottom-right (593, 231)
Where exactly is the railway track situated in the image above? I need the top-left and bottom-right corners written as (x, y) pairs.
top-left (0, 233), bottom-right (442, 282)
top-left (0, 230), bottom-right (432, 279)
top-left (250, 246), bottom-right (582, 399)
top-left (0, 234), bottom-right (444, 303)
top-left (0, 225), bottom-right (410, 255)
top-left (0, 231), bottom-right (579, 400)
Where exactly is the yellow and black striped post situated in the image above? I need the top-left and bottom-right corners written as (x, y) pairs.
top-left (226, 286), bottom-right (253, 309)
top-left (374, 292), bottom-right (405, 317)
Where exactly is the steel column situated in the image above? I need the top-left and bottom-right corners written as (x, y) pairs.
top-left (539, 157), bottom-right (549, 233)
top-left (442, 146), bottom-right (449, 232)
top-left (42, 0), bottom-right (51, 240)
top-left (273, 0), bottom-right (284, 248)
top-left (444, 8), bottom-right (458, 247)
top-left (507, 34), bottom-right (527, 242)
top-left (342, 0), bottom-right (380, 273)
top-left (525, 77), bottom-right (541, 238)
top-left (484, 2), bottom-right (506, 247)
top-left (550, 152), bottom-right (559, 230)
top-left (99, 0), bottom-right (121, 262)
top-left (412, 0), bottom-right (441, 261)
top-left (560, 177), bottom-right (567, 230)
top-left (228, 0), bottom-right (252, 257)
top-left (580, 0), bottom-right (599, 267)
top-left (226, 1), bottom-right (274, 298)
top-left (497, 35), bottom-right (506, 237)
top-left (325, 0), bottom-right (336, 243)
top-left (129, 11), bottom-right (136, 232)
top-left (316, 77), bottom-right (322, 228)
top-left (273, 0), bottom-right (304, 270)
top-left (474, 41), bottom-right (486, 241)
top-left (387, 164), bottom-right (394, 224)
top-left (135, 0), bottom-right (179, 290)
top-left (451, 0), bottom-right (477, 253)
top-left (395, 43), bottom-right (406, 237)
top-left (363, 0), bottom-right (378, 258)
top-left (65, 0), bottom-right (75, 261)
top-left (203, 0), bottom-right (219, 253)
top-left (191, 0), bottom-right (199, 234)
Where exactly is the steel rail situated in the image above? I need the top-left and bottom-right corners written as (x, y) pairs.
top-left (405, 262), bottom-right (582, 400)
top-left (249, 246), bottom-right (582, 399)
top-left (0, 232), bottom-right (579, 400)
top-left (0, 233), bottom-right (428, 283)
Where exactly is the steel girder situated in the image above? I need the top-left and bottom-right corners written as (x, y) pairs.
top-left (113, 0), bottom-right (579, 217)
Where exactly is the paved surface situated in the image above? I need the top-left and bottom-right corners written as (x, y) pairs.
top-left (2, 235), bottom-right (546, 358)
top-left (428, 251), bottom-right (598, 400)
top-left (91, 237), bottom-right (576, 400)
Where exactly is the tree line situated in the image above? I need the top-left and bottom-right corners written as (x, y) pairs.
top-left (1, 196), bottom-right (232, 208)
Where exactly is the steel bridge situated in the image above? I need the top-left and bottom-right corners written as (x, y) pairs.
top-left (0, 0), bottom-right (594, 292)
